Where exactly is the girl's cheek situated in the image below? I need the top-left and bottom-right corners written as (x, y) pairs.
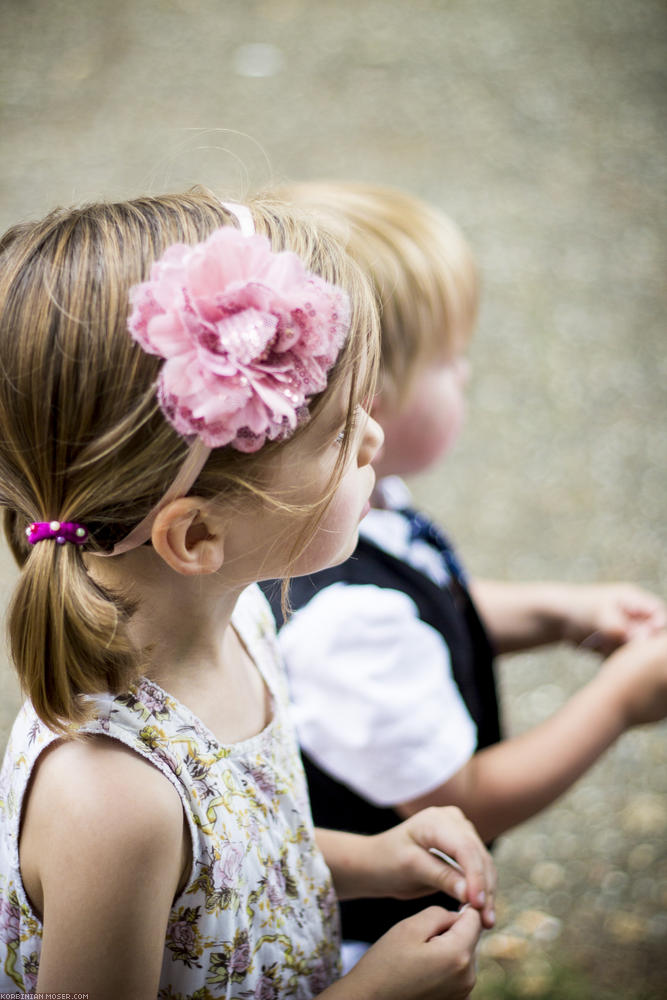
top-left (457, 358), bottom-right (471, 386)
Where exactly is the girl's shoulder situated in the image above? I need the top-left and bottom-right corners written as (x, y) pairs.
top-left (28, 731), bottom-right (184, 819)
top-left (24, 732), bottom-right (185, 849)
top-left (20, 732), bottom-right (186, 915)
top-left (0, 700), bottom-right (185, 887)
top-left (16, 733), bottom-right (188, 995)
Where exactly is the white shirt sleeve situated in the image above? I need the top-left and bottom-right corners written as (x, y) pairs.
top-left (278, 583), bottom-right (477, 807)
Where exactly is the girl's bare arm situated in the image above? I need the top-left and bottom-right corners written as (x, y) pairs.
top-left (21, 737), bottom-right (188, 999)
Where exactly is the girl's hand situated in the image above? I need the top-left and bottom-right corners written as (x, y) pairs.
top-left (562, 583), bottom-right (667, 655)
top-left (366, 806), bottom-right (496, 928)
top-left (343, 905), bottom-right (482, 1000)
top-left (600, 630), bottom-right (667, 728)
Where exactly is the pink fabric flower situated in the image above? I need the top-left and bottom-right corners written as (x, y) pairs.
top-left (128, 227), bottom-right (351, 451)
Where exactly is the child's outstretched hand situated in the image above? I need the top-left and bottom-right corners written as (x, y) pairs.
top-left (562, 583), bottom-right (667, 655)
top-left (364, 805), bottom-right (496, 928)
top-left (338, 905), bottom-right (482, 1000)
top-left (599, 630), bottom-right (667, 727)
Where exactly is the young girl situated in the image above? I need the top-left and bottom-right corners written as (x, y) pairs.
top-left (263, 181), bottom-right (667, 957)
top-left (0, 191), bottom-right (496, 998)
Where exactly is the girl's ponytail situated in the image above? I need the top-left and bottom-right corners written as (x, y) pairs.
top-left (6, 519), bottom-right (136, 734)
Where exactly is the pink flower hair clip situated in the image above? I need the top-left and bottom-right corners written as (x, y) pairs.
top-left (127, 220), bottom-right (351, 452)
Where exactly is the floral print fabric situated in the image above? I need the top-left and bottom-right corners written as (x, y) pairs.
top-left (0, 584), bottom-right (341, 997)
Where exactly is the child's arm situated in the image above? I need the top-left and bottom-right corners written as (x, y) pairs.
top-left (469, 579), bottom-right (666, 655)
top-left (315, 805), bottom-right (496, 927)
top-left (21, 736), bottom-right (187, 998)
top-left (395, 631), bottom-right (667, 842)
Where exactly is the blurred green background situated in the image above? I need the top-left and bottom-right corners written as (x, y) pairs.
top-left (1, 1), bottom-right (665, 995)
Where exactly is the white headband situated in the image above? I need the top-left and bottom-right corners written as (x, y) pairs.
top-left (219, 201), bottom-right (255, 237)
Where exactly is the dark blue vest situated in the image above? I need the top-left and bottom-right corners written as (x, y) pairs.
top-left (262, 530), bottom-right (501, 943)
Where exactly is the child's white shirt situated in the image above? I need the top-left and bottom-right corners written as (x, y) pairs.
top-left (280, 478), bottom-right (477, 807)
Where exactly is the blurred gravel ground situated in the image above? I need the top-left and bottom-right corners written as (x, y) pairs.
top-left (1, 1), bottom-right (665, 995)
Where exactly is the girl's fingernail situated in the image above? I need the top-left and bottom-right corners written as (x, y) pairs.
top-left (477, 890), bottom-right (486, 905)
top-left (454, 879), bottom-right (466, 900)
top-left (487, 909), bottom-right (496, 925)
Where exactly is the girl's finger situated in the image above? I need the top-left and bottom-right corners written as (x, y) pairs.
top-left (437, 839), bottom-right (485, 907)
top-left (423, 847), bottom-right (470, 903)
top-left (426, 907), bottom-right (482, 996)
top-left (410, 806), bottom-right (496, 923)
top-left (406, 904), bottom-right (465, 942)
top-left (424, 847), bottom-right (495, 928)
top-left (430, 833), bottom-right (496, 923)
top-left (432, 904), bottom-right (483, 951)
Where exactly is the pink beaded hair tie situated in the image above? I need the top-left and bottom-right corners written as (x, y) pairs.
top-left (26, 521), bottom-right (89, 547)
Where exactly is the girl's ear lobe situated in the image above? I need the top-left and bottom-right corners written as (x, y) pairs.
top-left (151, 498), bottom-right (224, 576)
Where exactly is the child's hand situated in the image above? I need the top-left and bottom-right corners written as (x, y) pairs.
top-left (562, 583), bottom-right (667, 655)
top-left (600, 630), bottom-right (667, 728)
top-left (344, 905), bottom-right (481, 1000)
top-left (367, 806), bottom-right (496, 928)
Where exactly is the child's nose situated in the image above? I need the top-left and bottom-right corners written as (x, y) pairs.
top-left (362, 413), bottom-right (384, 464)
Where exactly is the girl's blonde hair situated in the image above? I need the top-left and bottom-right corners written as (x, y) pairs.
top-left (0, 188), bottom-right (378, 732)
top-left (280, 181), bottom-right (478, 402)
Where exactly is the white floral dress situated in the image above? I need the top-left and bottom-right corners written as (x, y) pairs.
top-left (0, 584), bottom-right (341, 998)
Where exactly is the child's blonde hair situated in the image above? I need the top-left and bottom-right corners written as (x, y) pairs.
top-left (280, 181), bottom-right (478, 402)
top-left (0, 188), bottom-right (378, 732)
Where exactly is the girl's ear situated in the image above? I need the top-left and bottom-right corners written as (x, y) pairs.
top-left (151, 498), bottom-right (224, 576)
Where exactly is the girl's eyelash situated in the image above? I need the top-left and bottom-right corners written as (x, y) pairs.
top-left (334, 406), bottom-right (361, 445)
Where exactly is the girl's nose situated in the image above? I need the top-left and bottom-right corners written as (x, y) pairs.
top-left (362, 412), bottom-right (384, 465)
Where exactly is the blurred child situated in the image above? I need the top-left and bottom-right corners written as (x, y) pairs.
top-left (0, 191), bottom-right (496, 998)
top-left (264, 181), bottom-right (667, 959)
